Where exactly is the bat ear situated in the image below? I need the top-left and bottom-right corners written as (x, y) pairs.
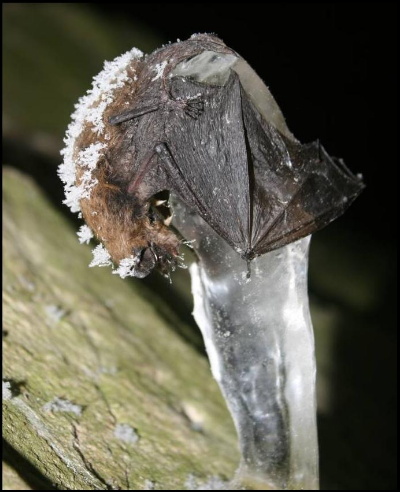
top-left (132, 247), bottom-right (156, 278)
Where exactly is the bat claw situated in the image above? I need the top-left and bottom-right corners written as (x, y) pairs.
top-left (184, 96), bottom-right (204, 119)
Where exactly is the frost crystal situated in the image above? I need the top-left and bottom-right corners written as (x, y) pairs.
top-left (112, 256), bottom-right (138, 279)
top-left (89, 244), bottom-right (112, 268)
top-left (77, 225), bottom-right (94, 244)
top-left (66, 142), bottom-right (106, 210)
top-left (151, 60), bottom-right (168, 81)
top-left (58, 47), bottom-right (143, 214)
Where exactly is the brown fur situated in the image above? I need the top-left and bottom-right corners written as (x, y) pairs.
top-left (72, 36), bottom-right (236, 275)
top-left (79, 177), bottom-right (180, 264)
top-left (74, 59), bottom-right (181, 271)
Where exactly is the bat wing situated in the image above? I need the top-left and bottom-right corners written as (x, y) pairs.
top-left (160, 73), bottom-right (252, 254)
top-left (124, 71), bottom-right (363, 259)
top-left (240, 89), bottom-right (364, 255)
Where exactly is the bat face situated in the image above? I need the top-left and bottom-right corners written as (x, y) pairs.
top-left (59, 34), bottom-right (364, 279)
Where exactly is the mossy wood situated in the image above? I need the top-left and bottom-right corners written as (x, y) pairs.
top-left (3, 168), bottom-right (238, 490)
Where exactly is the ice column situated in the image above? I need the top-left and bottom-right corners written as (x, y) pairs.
top-left (172, 199), bottom-right (319, 490)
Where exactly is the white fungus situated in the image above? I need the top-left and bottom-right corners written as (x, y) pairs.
top-left (143, 479), bottom-right (155, 490)
top-left (45, 305), bottom-right (66, 323)
top-left (114, 423), bottom-right (139, 444)
top-left (2, 381), bottom-right (12, 401)
top-left (43, 397), bottom-right (82, 416)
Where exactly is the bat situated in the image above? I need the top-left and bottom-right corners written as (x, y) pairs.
top-left (61, 34), bottom-right (364, 278)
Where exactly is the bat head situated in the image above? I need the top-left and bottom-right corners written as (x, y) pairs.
top-left (77, 165), bottom-right (181, 278)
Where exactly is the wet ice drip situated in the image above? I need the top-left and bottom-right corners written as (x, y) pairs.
top-left (172, 199), bottom-right (318, 490)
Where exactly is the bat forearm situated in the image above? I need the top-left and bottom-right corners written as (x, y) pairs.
top-left (109, 103), bottom-right (159, 125)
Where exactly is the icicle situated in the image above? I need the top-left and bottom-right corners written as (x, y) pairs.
top-left (172, 197), bottom-right (319, 490)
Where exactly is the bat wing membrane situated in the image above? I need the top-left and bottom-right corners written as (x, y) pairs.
top-left (162, 74), bottom-right (252, 254)
top-left (123, 71), bottom-right (363, 258)
top-left (241, 90), bottom-right (364, 255)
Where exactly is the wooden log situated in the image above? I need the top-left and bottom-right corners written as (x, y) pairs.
top-left (3, 167), bottom-right (238, 490)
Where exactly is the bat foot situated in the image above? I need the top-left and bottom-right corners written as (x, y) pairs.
top-left (165, 95), bottom-right (204, 119)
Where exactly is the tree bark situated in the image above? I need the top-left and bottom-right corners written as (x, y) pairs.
top-left (2, 167), bottom-right (238, 490)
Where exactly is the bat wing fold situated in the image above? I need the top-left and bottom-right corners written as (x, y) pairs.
top-left (163, 74), bottom-right (252, 254)
top-left (241, 89), bottom-right (364, 255)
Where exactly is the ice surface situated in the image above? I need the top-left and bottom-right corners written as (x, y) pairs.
top-left (232, 58), bottom-right (294, 140)
top-left (172, 197), bottom-right (319, 490)
top-left (171, 51), bottom-right (238, 86)
top-left (59, 40), bottom-right (319, 488)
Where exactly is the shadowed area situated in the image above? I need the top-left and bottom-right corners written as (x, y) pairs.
top-left (3, 441), bottom-right (57, 490)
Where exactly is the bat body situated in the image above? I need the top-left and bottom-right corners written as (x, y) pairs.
top-left (61, 34), bottom-right (364, 278)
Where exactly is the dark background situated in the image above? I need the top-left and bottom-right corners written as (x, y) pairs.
top-left (3, 3), bottom-right (397, 490)
top-left (95, 2), bottom-right (397, 241)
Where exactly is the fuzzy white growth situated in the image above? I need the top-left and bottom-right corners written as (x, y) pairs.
top-left (77, 225), bottom-right (94, 244)
top-left (151, 60), bottom-right (168, 81)
top-left (45, 305), bottom-right (66, 322)
top-left (185, 474), bottom-right (227, 490)
top-left (2, 381), bottom-right (12, 401)
top-left (114, 423), bottom-right (139, 444)
top-left (58, 47), bottom-right (143, 214)
top-left (42, 397), bottom-right (82, 416)
top-left (89, 244), bottom-right (112, 268)
top-left (112, 256), bottom-right (138, 279)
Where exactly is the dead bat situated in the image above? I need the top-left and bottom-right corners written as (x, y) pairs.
top-left (60, 34), bottom-right (364, 278)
